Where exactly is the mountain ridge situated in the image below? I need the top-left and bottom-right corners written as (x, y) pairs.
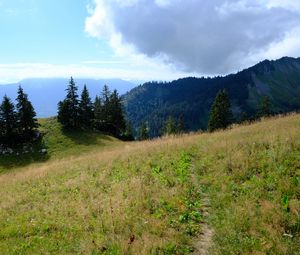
top-left (123, 56), bottom-right (300, 136)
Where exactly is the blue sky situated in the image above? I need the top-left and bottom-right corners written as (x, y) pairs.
top-left (0, 0), bottom-right (299, 83)
top-left (0, 0), bottom-right (112, 64)
top-left (0, 0), bottom-right (190, 83)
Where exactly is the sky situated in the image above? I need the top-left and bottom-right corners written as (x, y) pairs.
top-left (0, 0), bottom-right (300, 83)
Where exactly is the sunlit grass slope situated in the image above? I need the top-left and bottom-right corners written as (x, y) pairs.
top-left (0, 118), bottom-right (122, 172)
top-left (0, 114), bottom-right (299, 254)
top-left (39, 118), bottom-right (123, 158)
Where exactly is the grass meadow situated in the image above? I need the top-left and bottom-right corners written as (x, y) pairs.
top-left (0, 114), bottom-right (299, 254)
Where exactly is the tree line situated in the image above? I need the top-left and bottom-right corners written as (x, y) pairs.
top-left (0, 77), bottom-right (276, 149)
top-left (207, 89), bottom-right (272, 132)
top-left (0, 86), bottom-right (39, 147)
top-left (138, 89), bottom-right (273, 139)
top-left (57, 77), bottom-right (133, 140)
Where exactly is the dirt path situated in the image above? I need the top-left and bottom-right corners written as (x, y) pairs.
top-left (193, 197), bottom-right (214, 255)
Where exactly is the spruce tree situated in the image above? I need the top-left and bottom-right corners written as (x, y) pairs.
top-left (16, 86), bottom-right (38, 141)
top-left (139, 122), bottom-right (149, 140)
top-left (208, 89), bottom-right (232, 132)
top-left (57, 100), bottom-right (70, 127)
top-left (102, 84), bottom-right (111, 102)
top-left (124, 121), bottom-right (135, 141)
top-left (0, 96), bottom-right (17, 146)
top-left (79, 85), bottom-right (93, 128)
top-left (93, 96), bottom-right (103, 130)
top-left (164, 116), bottom-right (177, 135)
top-left (258, 96), bottom-right (271, 118)
top-left (109, 90), bottom-right (126, 135)
top-left (177, 115), bottom-right (185, 134)
top-left (239, 111), bottom-right (249, 123)
top-left (101, 85), bottom-right (111, 131)
top-left (58, 77), bottom-right (80, 129)
top-left (0, 107), bottom-right (3, 145)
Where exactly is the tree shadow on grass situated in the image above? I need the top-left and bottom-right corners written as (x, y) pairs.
top-left (61, 128), bottom-right (114, 145)
top-left (0, 139), bottom-right (50, 173)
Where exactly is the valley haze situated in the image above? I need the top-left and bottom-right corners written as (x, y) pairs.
top-left (0, 78), bottom-right (136, 117)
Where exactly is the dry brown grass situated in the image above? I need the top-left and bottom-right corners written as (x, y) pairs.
top-left (0, 113), bottom-right (300, 254)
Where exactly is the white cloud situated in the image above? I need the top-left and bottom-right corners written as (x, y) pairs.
top-left (85, 0), bottom-right (300, 75)
top-left (265, 0), bottom-right (300, 11)
top-left (0, 62), bottom-right (195, 84)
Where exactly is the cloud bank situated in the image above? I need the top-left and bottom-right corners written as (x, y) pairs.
top-left (85, 0), bottom-right (300, 75)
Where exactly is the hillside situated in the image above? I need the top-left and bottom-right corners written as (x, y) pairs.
top-left (0, 78), bottom-right (136, 117)
top-left (0, 114), bottom-right (299, 254)
top-left (0, 118), bottom-right (122, 172)
top-left (123, 57), bottom-right (300, 137)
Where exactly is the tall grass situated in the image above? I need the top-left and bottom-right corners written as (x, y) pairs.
top-left (0, 114), bottom-right (299, 254)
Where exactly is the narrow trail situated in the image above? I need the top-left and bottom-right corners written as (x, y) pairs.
top-left (193, 197), bottom-right (214, 255)
top-left (190, 161), bottom-right (214, 255)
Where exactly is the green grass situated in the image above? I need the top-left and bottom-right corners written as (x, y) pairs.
top-left (0, 114), bottom-right (299, 254)
top-left (0, 118), bottom-right (123, 173)
top-left (39, 118), bottom-right (123, 158)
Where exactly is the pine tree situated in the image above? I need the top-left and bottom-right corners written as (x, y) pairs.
top-left (208, 89), bottom-right (232, 132)
top-left (16, 86), bottom-right (38, 141)
top-left (177, 115), bottom-right (185, 134)
top-left (93, 96), bottom-right (103, 130)
top-left (109, 90), bottom-right (126, 135)
top-left (124, 121), bottom-right (135, 141)
top-left (102, 84), bottom-right (111, 103)
top-left (0, 107), bottom-right (3, 145)
top-left (79, 85), bottom-right (93, 128)
top-left (0, 96), bottom-right (17, 146)
top-left (101, 85), bottom-right (111, 131)
top-left (139, 122), bottom-right (149, 140)
top-left (239, 111), bottom-right (249, 123)
top-left (258, 96), bottom-right (271, 118)
top-left (164, 116), bottom-right (177, 135)
top-left (57, 100), bottom-right (70, 127)
top-left (58, 77), bottom-right (80, 129)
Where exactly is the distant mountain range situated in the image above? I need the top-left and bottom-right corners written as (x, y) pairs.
top-left (123, 57), bottom-right (300, 136)
top-left (0, 78), bottom-right (136, 117)
top-left (1, 57), bottom-right (299, 135)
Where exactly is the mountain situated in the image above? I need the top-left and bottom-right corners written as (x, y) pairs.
top-left (0, 78), bottom-right (136, 117)
top-left (123, 56), bottom-right (300, 137)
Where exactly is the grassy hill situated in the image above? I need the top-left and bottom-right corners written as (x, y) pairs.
top-left (39, 118), bottom-right (123, 158)
top-left (0, 114), bottom-right (299, 254)
top-left (0, 118), bottom-right (123, 173)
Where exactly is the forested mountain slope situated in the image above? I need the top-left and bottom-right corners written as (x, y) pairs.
top-left (123, 57), bottom-right (300, 136)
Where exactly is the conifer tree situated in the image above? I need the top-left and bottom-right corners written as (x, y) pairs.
top-left (101, 85), bottom-right (111, 131)
top-left (239, 111), bottom-right (249, 123)
top-left (102, 84), bottom-right (111, 103)
top-left (0, 96), bottom-right (17, 146)
top-left (16, 86), bottom-right (38, 141)
top-left (57, 100), bottom-right (69, 127)
top-left (58, 77), bottom-right (80, 129)
top-left (177, 115), bottom-right (185, 134)
top-left (124, 121), bottom-right (135, 141)
top-left (208, 89), bottom-right (232, 132)
top-left (258, 96), bottom-right (271, 118)
top-left (93, 96), bottom-right (103, 130)
top-left (139, 122), bottom-right (149, 140)
top-left (0, 109), bottom-right (3, 145)
top-left (108, 90), bottom-right (126, 135)
top-left (79, 85), bottom-right (93, 128)
top-left (164, 116), bottom-right (177, 135)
